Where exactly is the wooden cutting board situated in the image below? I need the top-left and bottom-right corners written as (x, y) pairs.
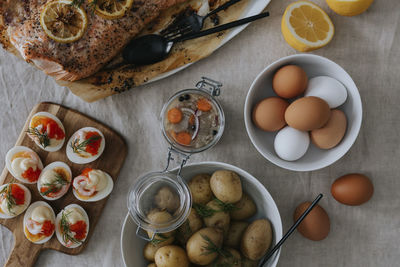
top-left (0, 102), bottom-right (127, 267)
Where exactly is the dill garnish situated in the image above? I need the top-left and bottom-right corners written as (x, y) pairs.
top-left (70, 135), bottom-right (101, 154)
top-left (213, 198), bottom-right (238, 213)
top-left (150, 233), bottom-right (169, 245)
top-left (26, 127), bottom-right (50, 148)
top-left (41, 173), bottom-right (68, 196)
top-left (0, 185), bottom-right (17, 215)
top-left (60, 211), bottom-right (83, 245)
top-left (200, 234), bottom-right (231, 257)
top-left (194, 198), bottom-right (238, 218)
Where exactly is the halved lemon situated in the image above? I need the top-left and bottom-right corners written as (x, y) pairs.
top-left (281, 1), bottom-right (335, 52)
top-left (326, 0), bottom-right (374, 16)
top-left (89, 0), bottom-right (134, 19)
top-left (40, 0), bottom-right (88, 43)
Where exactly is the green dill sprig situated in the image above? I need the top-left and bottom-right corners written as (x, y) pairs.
top-left (60, 211), bottom-right (83, 245)
top-left (0, 185), bottom-right (16, 215)
top-left (150, 233), bottom-right (169, 245)
top-left (26, 127), bottom-right (50, 148)
top-left (70, 135), bottom-right (101, 154)
top-left (193, 203), bottom-right (217, 218)
top-left (41, 173), bottom-right (68, 196)
top-left (200, 234), bottom-right (230, 257)
top-left (213, 198), bottom-right (238, 213)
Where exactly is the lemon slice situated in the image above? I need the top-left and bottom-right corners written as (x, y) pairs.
top-left (40, 0), bottom-right (88, 43)
top-left (90, 0), bottom-right (134, 19)
top-left (281, 1), bottom-right (334, 52)
top-left (326, 0), bottom-right (374, 16)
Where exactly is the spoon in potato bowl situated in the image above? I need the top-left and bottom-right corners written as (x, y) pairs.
top-left (122, 12), bottom-right (269, 66)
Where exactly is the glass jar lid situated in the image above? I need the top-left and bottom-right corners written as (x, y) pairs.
top-left (127, 171), bottom-right (191, 238)
top-left (160, 85), bottom-right (225, 154)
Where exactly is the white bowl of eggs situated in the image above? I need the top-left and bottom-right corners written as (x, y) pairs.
top-left (244, 54), bottom-right (362, 171)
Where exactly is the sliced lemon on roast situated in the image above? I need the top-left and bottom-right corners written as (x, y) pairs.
top-left (89, 0), bottom-right (134, 19)
top-left (326, 0), bottom-right (374, 16)
top-left (40, 0), bottom-right (88, 43)
top-left (281, 1), bottom-right (334, 52)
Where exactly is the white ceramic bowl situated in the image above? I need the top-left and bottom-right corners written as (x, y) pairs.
top-left (244, 54), bottom-right (362, 171)
top-left (121, 161), bottom-right (282, 267)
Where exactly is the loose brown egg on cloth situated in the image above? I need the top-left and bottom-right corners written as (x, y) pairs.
top-left (272, 65), bottom-right (308, 98)
top-left (311, 109), bottom-right (347, 149)
top-left (331, 174), bottom-right (374, 206)
top-left (285, 96), bottom-right (331, 131)
top-left (294, 202), bottom-right (330, 241)
top-left (252, 97), bottom-right (289, 132)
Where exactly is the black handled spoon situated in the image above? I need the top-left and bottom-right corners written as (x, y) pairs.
top-left (258, 194), bottom-right (324, 267)
top-left (122, 12), bottom-right (269, 66)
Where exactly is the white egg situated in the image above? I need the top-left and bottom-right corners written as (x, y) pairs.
top-left (72, 169), bottom-right (114, 202)
top-left (305, 76), bottom-right (348, 108)
top-left (55, 204), bottom-right (89, 248)
top-left (37, 161), bottom-right (72, 201)
top-left (5, 146), bottom-right (43, 184)
top-left (27, 112), bottom-right (66, 152)
top-left (23, 201), bottom-right (55, 244)
top-left (66, 127), bottom-right (105, 164)
top-left (274, 126), bottom-right (310, 161)
top-left (0, 183), bottom-right (31, 219)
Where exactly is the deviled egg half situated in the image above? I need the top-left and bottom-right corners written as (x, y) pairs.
top-left (23, 201), bottom-right (55, 244)
top-left (5, 146), bottom-right (43, 184)
top-left (0, 183), bottom-right (31, 219)
top-left (56, 204), bottom-right (89, 248)
top-left (72, 168), bottom-right (113, 202)
top-left (66, 127), bottom-right (105, 164)
top-left (27, 112), bottom-right (65, 152)
top-left (37, 162), bottom-right (72, 201)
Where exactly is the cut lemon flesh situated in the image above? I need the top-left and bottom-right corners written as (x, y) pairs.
top-left (326, 0), bottom-right (374, 16)
top-left (282, 1), bottom-right (334, 52)
top-left (90, 0), bottom-right (134, 19)
top-left (40, 0), bottom-right (88, 43)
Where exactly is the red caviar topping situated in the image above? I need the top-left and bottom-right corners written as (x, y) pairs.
top-left (11, 184), bottom-right (25, 205)
top-left (41, 220), bottom-right (55, 236)
top-left (22, 167), bottom-right (41, 183)
top-left (70, 220), bottom-right (87, 240)
top-left (84, 131), bottom-right (101, 156)
top-left (81, 168), bottom-right (93, 178)
top-left (31, 116), bottom-right (65, 140)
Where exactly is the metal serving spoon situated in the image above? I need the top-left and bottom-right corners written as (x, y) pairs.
top-left (122, 12), bottom-right (269, 66)
top-left (258, 194), bottom-right (324, 266)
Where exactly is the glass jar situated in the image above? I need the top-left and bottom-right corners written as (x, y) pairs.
top-left (127, 77), bottom-right (224, 240)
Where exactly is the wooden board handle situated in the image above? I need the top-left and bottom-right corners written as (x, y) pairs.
top-left (5, 237), bottom-right (41, 267)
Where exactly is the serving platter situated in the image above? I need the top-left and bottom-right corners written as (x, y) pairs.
top-left (120, 161), bottom-right (282, 267)
top-left (0, 102), bottom-right (127, 267)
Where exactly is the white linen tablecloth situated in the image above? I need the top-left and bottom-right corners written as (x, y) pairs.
top-left (1, 0), bottom-right (399, 266)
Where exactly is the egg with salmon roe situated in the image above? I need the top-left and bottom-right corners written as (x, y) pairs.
top-left (27, 112), bottom-right (65, 152)
top-left (0, 183), bottom-right (31, 219)
top-left (23, 201), bottom-right (55, 244)
top-left (72, 168), bottom-right (114, 202)
top-left (6, 146), bottom-right (43, 184)
top-left (55, 204), bottom-right (89, 248)
top-left (66, 127), bottom-right (105, 164)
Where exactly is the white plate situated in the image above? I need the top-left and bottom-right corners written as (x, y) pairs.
top-left (120, 161), bottom-right (282, 267)
top-left (148, 0), bottom-right (272, 84)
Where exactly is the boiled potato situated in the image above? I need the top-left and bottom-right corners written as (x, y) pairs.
top-left (210, 170), bottom-right (242, 203)
top-left (187, 227), bottom-right (223, 265)
top-left (230, 194), bottom-right (257, 220)
top-left (143, 242), bottom-right (162, 262)
top-left (154, 186), bottom-right (180, 213)
top-left (215, 248), bottom-right (242, 267)
top-left (147, 264), bottom-right (156, 267)
top-left (241, 219), bottom-right (272, 260)
top-left (155, 245), bottom-right (189, 267)
top-left (177, 208), bottom-right (203, 245)
top-left (147, 209), bottom-right (175, 243)
top-left (225, 221), bottom-right (249, 248)
top-left (189, 174), bottom-right (213, 204)
top-left (203, 199), bottom-right (230, 234)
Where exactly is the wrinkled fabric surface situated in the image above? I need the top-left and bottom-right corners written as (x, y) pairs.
top-left (1, 0), bottom-right (399, 266)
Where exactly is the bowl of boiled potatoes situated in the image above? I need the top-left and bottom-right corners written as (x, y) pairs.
top-left (121, 162), bottom-right (282, 267)
top-left (244, 54), bottom-right (362, 171)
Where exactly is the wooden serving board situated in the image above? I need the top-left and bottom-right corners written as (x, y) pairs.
top-left (0, 102), bottom-right (127, 267)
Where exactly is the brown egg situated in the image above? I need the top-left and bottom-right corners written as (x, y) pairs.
top-left (331, 174), bottom-right (374, 206)
top-left (272, 65), bottom-right (308, 99)
top-left (311, 110), bottom-right (347, 149)
top-left (294, 202), bottom-right (330, 241)
top-left (252, 97), bottom-right (289, 131)
top-left (285, 96), bottom-right (331, 131)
